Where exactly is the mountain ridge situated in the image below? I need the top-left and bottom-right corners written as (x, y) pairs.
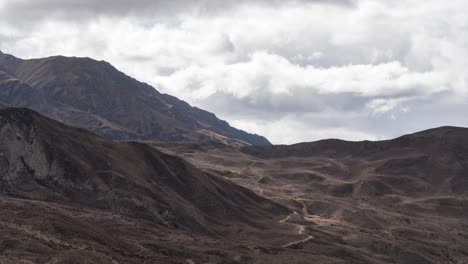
top-left (0, 51), bottom-right (270, 145)
top-left (241, 126), bottom-right (468, 158)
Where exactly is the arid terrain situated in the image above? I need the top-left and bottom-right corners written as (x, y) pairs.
top-left (0, 50), bottom-right (467, 264)
top-left (0, 106), bottom-right (466, 263)
top-left (152, 128), bottom-right (468, 264)
top-left (3, 0), bottom-right (468, 261)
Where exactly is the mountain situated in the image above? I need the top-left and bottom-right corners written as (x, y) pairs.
top-left (241, 126), bottom-right (468, 196)
top-left (152, 127), bottom-right (468, 264)
top-left (0, 107), bottom-right (294, 263)
top-left (0, 107), bottom-right (285, 231)
top-left (1, 53), bottom-right (467, 264)
top-left (0, 51), bottom-right (270, 145)
top-left (0, 106), bottom-right (467, 263)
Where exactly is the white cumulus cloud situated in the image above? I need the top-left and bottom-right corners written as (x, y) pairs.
top-left (0, 0), bottom-right (467, 143)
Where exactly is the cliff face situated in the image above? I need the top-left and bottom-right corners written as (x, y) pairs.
top-left (0, 52), bottom-right (270, 145)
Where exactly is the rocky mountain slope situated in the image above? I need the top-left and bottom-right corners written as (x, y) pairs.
top-left (0, 106), bottom-right (294, 263)
top-left (0, 107), bottom-right (284, 231)
top-left (0, 106), bottom-right (467, 263)
top-left (0, 51), bottom-right (269, 145)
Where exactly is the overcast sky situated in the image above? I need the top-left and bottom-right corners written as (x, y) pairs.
top-left (1, 0), bottom-right (467, 144)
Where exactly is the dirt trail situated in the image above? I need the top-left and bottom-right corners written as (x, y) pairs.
top-left (282, 236), bottom-right (314, 248)
top-left (278, 200), bottom-right (315, 248)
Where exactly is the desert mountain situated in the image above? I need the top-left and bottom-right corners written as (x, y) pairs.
top-left (0, 51), bottom-right (270, 145)
top-left (153, 127), bottom-right (468, 264)
top-left (0, 107), bottom-right (285, 231)
top-left (1, 50), bottom-right (467, 264)
top-left (0, 106), bottom-right (297, 263)
top-left (242, 126), bottom-right (468, 195)
top-left (0, 106), bottom-right (467, 263)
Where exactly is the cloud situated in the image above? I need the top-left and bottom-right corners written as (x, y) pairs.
top-left (0, 0), bottom-right (354, 27)
top-left (154, 51), bottom-right (449, 117)
top-left (231, 116), bottom-right (384, 144)
top-left (1, 0), bottom-right (468, 144)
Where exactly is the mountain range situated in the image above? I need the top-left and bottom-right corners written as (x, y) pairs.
top-left (0, 51), bottom-right (269, 145)
top-left (0, 51), bottom-right (467, 264)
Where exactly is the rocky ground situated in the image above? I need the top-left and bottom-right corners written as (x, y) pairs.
top-left (0, 107), bottom-right (467, 263)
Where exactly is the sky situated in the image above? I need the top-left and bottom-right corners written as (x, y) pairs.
top-left (1, 0), bottom-right (468, 144)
